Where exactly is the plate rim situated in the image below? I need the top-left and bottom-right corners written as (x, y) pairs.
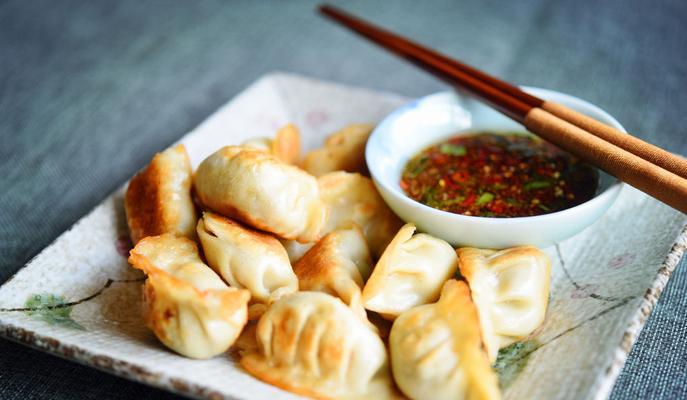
top-left (594, 224), bottom-right (687, 400)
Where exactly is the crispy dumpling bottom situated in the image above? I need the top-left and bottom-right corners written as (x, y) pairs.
top-left (125, 144), bottom-right (197, 244)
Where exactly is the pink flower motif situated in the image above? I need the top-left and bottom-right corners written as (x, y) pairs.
top-left (115, 234), bottom-right (133, 258)
top-left (305, 110), bottom-right (330, 128)
top-left (571, 284), bottom-right (600, 299)
top-left (608, 252), bottom-right (636, 270)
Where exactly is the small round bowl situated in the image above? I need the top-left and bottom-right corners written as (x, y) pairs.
top-left (366, 87), bottom-right (623, 248)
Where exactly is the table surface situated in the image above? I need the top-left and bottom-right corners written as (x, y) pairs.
top-left (1, 0), bottom-right (686, 399)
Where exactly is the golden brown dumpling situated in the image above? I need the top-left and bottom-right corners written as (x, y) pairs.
top-left (197, 212), bottom-right (298, 304)
top-left (194, 146), bottom-right (327, 243)
top-left (240, 292), bottom-right (398, 399)
top-left (390, 280), bottom-right (501, 400)
top-left (128, 234), bottom-right (250, 359)
top-left (293, 226), bottom-right (372, 319)
top-left (318, 171), bottom-right (403, 259)
top-left (242, 123), bottom-right (301, 164)
top-left (301, 123), bottom-right (374, 177)
top-left (458, 246), bottom-right (551, 362)
top-left (124, 144), bottom-right (197, 244)
top-left (362, 224), bottom-right (459, 319)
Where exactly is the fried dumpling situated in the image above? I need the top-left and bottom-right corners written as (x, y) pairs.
top-left (389, 280), bottom-right (501, 400)
top-left (194, 146), bottom-right (327, 243)
top-left (458, 246), bottom-right (551, 362)
top-left (124, 144), bottom-right (197, 244)
top-left (318, 171), bottom-right (403, 259)
top-left (197, 212), bottom-right (298, 305)
top-left (240, 292), bottom-right (397, 399)
top-left (242, 123), bottom-right (301, 164)
top-left (293, 226), bottom-right (372, 318)
top-left (128, 234), bottom-right (250, 359)
top-left (362, 223), bottom-right (459, 319)
top-left (301, 123), bottom-right (374, 177)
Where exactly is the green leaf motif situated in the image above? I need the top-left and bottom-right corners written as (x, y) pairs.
top-left (24, 293), bottom-right (85, 330)
top-left (493, 340), bottom-right (539, 389)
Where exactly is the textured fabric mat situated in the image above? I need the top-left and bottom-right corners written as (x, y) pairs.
top-left (1, 1), bottom-right (685, 399)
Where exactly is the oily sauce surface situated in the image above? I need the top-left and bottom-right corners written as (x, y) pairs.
top-left (400, 132), bottom-right (598, 217)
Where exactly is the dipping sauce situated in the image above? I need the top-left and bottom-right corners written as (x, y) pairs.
top-left (400, 132), bottom-right (598, 217)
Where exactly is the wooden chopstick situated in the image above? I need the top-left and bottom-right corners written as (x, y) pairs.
top-left (319, 4), bottom-right (687, 214)
top-left (319, 4), bottom-right (687, 181)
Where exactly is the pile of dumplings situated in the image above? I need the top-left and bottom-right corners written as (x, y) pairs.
top-left (124, 123), bottom-right (552, 400)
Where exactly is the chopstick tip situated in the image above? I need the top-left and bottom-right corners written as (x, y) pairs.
top-left (317, 3), bottom-right (332, 14)
top-left (317, 3), bottom-right (343, 19)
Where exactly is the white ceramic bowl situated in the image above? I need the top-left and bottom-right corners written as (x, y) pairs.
top-left (366, 87), bottom-right (623, 248)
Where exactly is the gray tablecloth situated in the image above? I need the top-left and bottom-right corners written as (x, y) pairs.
top-left (1, 0), bottom-right (685, 398)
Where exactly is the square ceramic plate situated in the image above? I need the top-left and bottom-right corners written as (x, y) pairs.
top-left (0, 73), bottom-right (685, 400)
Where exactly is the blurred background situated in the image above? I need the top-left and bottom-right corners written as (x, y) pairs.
top-left (1, 0), bottom-right (685, 399)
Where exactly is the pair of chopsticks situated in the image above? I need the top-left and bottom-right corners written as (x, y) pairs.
top-left (319, 4), bottom-right (687, 214)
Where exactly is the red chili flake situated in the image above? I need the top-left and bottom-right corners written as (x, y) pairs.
top-left (462, 193), bottom-right (477, 207)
